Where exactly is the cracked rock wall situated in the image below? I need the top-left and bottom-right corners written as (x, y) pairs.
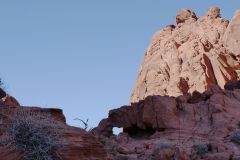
top-left (131, 7), bottom-right (240, 103)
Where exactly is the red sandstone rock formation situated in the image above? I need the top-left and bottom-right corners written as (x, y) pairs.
top-left (2, 7), bottom-right (240, 160)
top-left (93, 84), bottom-right (240, 159)
top-left (0, 107), bottom-right (107, 160)
top-left (0, 88), bottom-right (20, 107)
top-left (1, 95), bottom-right (20, 107)
top-left (131, 7), bottom-right (240, 103)
top-left (91, 7), bottom-right (240, 159)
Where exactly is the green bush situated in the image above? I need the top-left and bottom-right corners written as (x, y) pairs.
top-left (1, 109), bottom-right (65, 160)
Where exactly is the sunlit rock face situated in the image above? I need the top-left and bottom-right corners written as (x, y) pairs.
top-left (131, 7), bottom-right (240, 103)
top-left (92, 7), bottom-right (240, 160)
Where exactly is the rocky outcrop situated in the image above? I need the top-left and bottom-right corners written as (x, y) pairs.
top-left (0, 106), bottom-right (107, 160)
top-left (131, 7), bottom-right (240, 103)
top-left (93, 85), bottom-right (240, 159)
top-left (92, 8), bottom-right (240, 159)
top-left (223, 10), bottom-right (240, 56)
top-left (0, 88), bottom-right (20, 108)
top-left (1, 95), bottom-right (20, 107)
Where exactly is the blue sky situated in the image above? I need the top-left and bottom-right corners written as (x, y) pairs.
top-left (0, 1), bottom-right (239, 129)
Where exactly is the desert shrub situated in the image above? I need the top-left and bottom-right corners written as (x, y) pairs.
top-left (156, 139), bottom-right (175, 149)
top-left (0, 109), bottom-right (65, 160)
top-left (230, 129), bottom-right (240, 144)
top-left (194, 143), bottom-right (208, 155)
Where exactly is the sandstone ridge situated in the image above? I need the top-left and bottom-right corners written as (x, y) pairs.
top-left (0, 106), bottom-right (107, 160)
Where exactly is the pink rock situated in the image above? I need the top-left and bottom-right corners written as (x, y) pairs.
top-left (223, 10), bottom-right (240, 56)
top-left (131, 7), bottom-right (239, 103)
top-left (206, 7), bottom-right (221, 19)
top-left (176, 8), bottom-right (197, 24)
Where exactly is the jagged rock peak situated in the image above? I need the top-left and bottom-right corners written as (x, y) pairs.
top-left (176, 8), bottom-right (197, 24)
top-left (131, 7), bottom-right (240, 103)
top-left (206, 6), bottom-right (221, 18)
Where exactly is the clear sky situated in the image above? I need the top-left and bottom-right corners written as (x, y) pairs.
top-left (0, 1), bottom-right (239, 129)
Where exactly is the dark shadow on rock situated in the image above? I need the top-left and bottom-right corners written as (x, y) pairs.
top-left (0, 88), bottom-right (6, 99)
top-left (123, 125), bottom-right (157, 139)
top-left (224, 80), bottom-right (240, 91)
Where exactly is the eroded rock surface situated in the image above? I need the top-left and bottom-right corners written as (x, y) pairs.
top-left (131, 7), bottom-right (240, 103)
top-left (91, 8), bottom-right (240, 159)
top-left (0, 107), bottom-right (107, 160)
top-left (223, 10), bottom-right (240, 56)
top-left (93, 85), bottom-right (240, 159)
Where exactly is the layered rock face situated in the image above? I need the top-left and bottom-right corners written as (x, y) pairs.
top-left (0, 106), bottom-right (107, 160)
top-left (94, 84), bottom-right (240, 159)
top-left (0, 87), bottom-right (107, 159)
top-left (131, 7), bottom-right (240, 103)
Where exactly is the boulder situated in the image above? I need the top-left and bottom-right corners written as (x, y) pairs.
top-left (1, 95), bottom-right (20, 107)
top-left (176, 8), bottom-right (197, 24)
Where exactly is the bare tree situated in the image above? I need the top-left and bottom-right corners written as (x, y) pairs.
top-left (74, 118), bottom-right (90, 131)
